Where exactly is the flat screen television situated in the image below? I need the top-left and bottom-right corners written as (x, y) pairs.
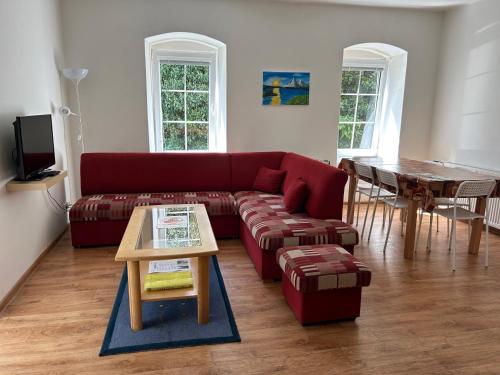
top-left (13, 114), bottom-right (56, 181)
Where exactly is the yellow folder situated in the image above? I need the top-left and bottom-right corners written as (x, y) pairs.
top-left (144, 271), bottom-right (193, 291)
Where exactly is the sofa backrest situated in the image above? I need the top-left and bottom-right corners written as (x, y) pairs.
top-left (80, 153), bottom-right (232, 195)
top-left (80, 151), bottom-right (346, 220)
top-left (229, 152), bottom-right (286, 191)
top-left (280, 153), bottom-right (347, 220)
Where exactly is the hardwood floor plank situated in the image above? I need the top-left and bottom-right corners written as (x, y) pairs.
top-left (0, 206), bottom-right (499, 374)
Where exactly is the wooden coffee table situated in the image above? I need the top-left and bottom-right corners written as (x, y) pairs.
top-left (115, 204), bottom-right (219, 331)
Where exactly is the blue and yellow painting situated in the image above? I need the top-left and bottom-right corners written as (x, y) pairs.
top-left (262, 71), bottom-right (310, 106)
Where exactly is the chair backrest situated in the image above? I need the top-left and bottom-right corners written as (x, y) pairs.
top-left (354, 162), bottom-right (374, 181)
top-left (376, 168), bottom-right (399, 191)
top-left (455, 180), bottom-right (496, 198)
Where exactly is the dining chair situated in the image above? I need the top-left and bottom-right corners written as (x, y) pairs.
top-left (432, 180), bottom-right (496, 271)
top-left (415, 161), bottom-right (472, 251)
top-left (353, 162), bottom-right (394, 238)
top-left (368, 168), bottom-right (408, 253)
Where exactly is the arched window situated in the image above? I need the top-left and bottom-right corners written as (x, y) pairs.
top-left (338, 43), bottom-right (407, 159)
top-left (145, 32), bottom-right (226, 152)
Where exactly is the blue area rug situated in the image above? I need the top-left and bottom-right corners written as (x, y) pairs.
top-left (100, 256), bottom-right (240, 356)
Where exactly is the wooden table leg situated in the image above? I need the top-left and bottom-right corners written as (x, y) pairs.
top-left (346, 176), bottom-right (357, 224)
top-left (197, 256), bottom-right (210, 324)
top-left (404, 199), bottom-right (418, 259)
top-left (127, 261), bottom-right (142, 331)
top-left (469, 197), bottom-right (486, 255)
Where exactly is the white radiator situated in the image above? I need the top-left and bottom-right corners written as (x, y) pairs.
top-left (487, 198), bottom-right (500, 230)
top-left (457, 198), bottom-right (500, 230)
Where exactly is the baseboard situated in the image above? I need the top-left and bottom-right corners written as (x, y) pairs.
top-left (0, 226), bottom-right (68, 313)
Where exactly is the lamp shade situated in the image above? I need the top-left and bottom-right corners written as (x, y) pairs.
top-left (62, 68), bottom-right (88, 81)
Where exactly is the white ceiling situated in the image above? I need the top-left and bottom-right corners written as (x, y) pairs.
top-left (274, 0), bottom-right (471, 9)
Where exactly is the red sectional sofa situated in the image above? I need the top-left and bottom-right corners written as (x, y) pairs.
top-left (69, 152), bottom-right (358, 279)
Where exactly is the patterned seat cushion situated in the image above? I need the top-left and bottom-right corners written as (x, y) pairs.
top-left (235, 191), bottom-right (358, 251)
top-left (70, 192), bottom-right (237, 222)
top-left (277, 245), bottom-right (371, 293)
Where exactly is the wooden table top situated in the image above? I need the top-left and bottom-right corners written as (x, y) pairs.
top-left (339, 157), bottom-right (500, 210)
top-left (345, 157), bottom-right (500, 182)
top-left (115, 204), bottom-right (219, 262)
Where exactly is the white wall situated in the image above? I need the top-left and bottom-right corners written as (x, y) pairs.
top-left (0, 0), bottom-right (68, 301)
top-left (429, 0), bottom-right (500, 171)
top-left (60, 0), bottom-right (443, 194)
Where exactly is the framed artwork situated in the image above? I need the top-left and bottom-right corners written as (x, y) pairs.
top-left (262, 71), bottom-right (310, 106)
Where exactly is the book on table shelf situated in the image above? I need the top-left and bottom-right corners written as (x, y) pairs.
top-left (144, 259), bottom-right (193, 291)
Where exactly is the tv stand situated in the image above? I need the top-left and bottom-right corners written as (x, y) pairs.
top-left (6, 170), bottom-right (68, 192)
top-left (26, 170), bottom-right (61, 181)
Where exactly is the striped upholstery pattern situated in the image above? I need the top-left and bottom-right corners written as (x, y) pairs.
top-left (235, 191), bottom-right (358, 251)
top-left (277, 245), bottom-right (371, 292)
top-left (70, 192), bottom-right (237, 222)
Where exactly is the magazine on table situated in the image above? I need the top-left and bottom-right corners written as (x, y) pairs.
top-left (156, 215), bottom-right (188, 229)
top-left (148, 259), bottom-right (191, 273)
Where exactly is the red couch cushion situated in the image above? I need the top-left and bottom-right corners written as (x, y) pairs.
top-left (80, 153), bottom-right (231, 195)
top-left (284, 178), bottom-right (308, 213)
top-left (277, 245), bottom-right (371, 293)
top-left (229, 152), bottom-right (286, 191)
top-left (235, 191), bottom-right (358, 252)
top-left (280, 153), bottom-right (347, 220)
top-left (252, 167), bottom-right (286, 194)
top-left (70, 192), bottom-right (237, 222)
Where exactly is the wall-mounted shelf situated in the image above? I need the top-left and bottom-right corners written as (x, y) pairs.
top-left (6, 170), bottom-right (68, 192)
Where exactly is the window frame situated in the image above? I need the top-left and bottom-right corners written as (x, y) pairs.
top-left (337, 60), bottom-right (388, 158)
top-left (145, 32), bottom-right (227, 153)
top-left (152, 50), bottom-right (216, 152)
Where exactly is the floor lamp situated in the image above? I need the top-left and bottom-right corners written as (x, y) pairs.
top-left (60, 67), bottom-right (88, 152)
top-left (59, 68), bottom-right (88, 205)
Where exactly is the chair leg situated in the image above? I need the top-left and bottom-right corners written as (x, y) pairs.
top-left (356, 191), bottom-right (362, 226)
top-left (436, 214), bottom-right (439, 233)
top-left (447, 218), bottom-right (450, 237)
top-left (448, 223), bottom-right (453, 252)
top-left (367, 197), bottom-right (379, 242)
top-left (361, 195), bottom-right (372, 238)
top-left (383, 205), bottom-right (396, 254)
top-left (401, 208), bottom-right (405, 237)
top-left (452, 218), bottom-right (457, 272)
top-left (485, 203), bottom-right (489, 269)
top-left (468, 198), bottom-right (472, 238)
top-left (485, 218), bottom-right (489, 268)
top-left (426, 212), bottom-right (433, 252)
top-left (415, 209), bottom-right (424, 251)
top-left (382, 204), bottom-right (386, 228)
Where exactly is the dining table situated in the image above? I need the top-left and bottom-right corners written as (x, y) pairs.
top-left (339, 157), bottom-right (500, 259)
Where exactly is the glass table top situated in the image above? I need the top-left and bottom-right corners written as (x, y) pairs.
top-left (138, 206), bottom-right (202, 250)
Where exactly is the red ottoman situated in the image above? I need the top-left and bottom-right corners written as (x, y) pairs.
top-left (277, 245), bottom-right (371, 325)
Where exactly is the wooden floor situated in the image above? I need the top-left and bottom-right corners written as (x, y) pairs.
top-left (1, 207), bottom-right (500, 374)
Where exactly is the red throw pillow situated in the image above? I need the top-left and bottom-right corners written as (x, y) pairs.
top-left (284, 178), bottom-right (308, 213)
top-left (252, 167), bottom-right (286, 194)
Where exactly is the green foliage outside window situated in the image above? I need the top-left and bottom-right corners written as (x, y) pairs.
top-left (338, 68), bottom-right (380, 150)
top-left (161, 63), bottom-right (210, 151)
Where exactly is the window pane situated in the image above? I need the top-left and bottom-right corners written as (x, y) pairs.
top-left (352, 123), bottom-right (373, 149)
top-left (356, 95), bottom-right (377, 122)
top-left (340, 95), bottom-right (356, 122)
top-left (355, 123), bottom-right (374, 149)
top-left (161, 64), bottom-right (184, 90)
top-left (163, 122), bottom-right (185, 150)
top-left (162, 92), bottom-right (185, 121)
top-left (341, 70), bottom-right (359, 94)
top-left (186, 92), bottom-right (209, 122)
top-left (186, 65), bottom-right (209, 91)
top-left (359, 71), bottom-right (379, 94)
top-left (338, 123), bottom-right (353, 149)
top-left (187, 123), bottom-right (209, 150)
